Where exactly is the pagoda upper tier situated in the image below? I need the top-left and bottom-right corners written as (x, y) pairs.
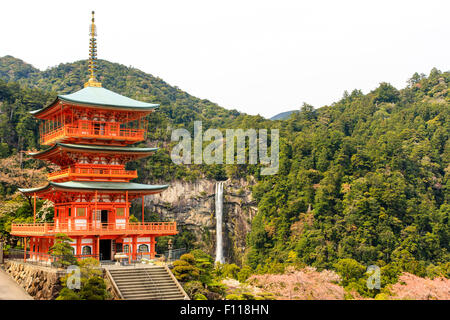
top-left (32, 86), bottom-right (159, 146)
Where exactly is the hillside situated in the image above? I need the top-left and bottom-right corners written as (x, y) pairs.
top-left (270, 110), bottom-right (298, 121)
top-left (0, 55), bottom-right (243, 132)
top-left (0, 56), bottom-right (449, 298)
top-left (0, 55), bottom-right (261, 183)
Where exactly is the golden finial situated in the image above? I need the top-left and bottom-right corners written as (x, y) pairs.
top-left (84, 11), bottom-right (102, 87)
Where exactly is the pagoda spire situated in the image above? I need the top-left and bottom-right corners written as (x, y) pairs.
top-left (85, 11), bottom-right (102, 88)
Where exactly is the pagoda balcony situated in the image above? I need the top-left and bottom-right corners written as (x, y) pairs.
top-left (40, 121), bottom-right (145, 146)
top-left (48, 166), bottom-right (138, 182)
top-left (10, 222), bottom-right (177, 237)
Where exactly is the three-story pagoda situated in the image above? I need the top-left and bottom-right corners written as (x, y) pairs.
top-left (10, 12), bottom-right (177, 262)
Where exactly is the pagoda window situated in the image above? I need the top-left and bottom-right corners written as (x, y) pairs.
top-left (76, 208), bottom-right (86, 217)
top-left (80, 121), bottom-right (89, 134)
top-left (68, 208), bottom-right (72, 217)
top-left (80, 156), bottom-right (88, 164)
top-left (123, 245), bottom-right (130, 253)
top-left (110, 123), bottom-right (118, 136)
top-left (82, 246), bottom-right (92, 255)
top-left (138, 244), bottom-right (149, 253)
top-left (116, 208), bottom-right (125, 217)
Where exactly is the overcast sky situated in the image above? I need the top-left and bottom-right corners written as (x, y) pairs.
top-left (0, 0), bottom-right (448, 118)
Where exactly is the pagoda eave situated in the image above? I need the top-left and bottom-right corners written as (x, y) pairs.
top-left (30, 86), bottom-right (160, 119)
top-left (19, 181), bottom-right (169, 198)
top-left (29, 143), bottom-right (157, 162)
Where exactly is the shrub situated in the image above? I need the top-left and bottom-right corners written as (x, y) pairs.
top-left (56, 287), bottom-right (81, 300)
top-left (180, 253), bottom-right (196, 265)
top-left (173, 260), bottom-right (200, 281)
top-left (79, 276), bottom-right (108, 300)
top-left (221, 263), bottom-right (240, 279)
top-left (333, 259), bottom-right (366, 287)
top-left (50, 233), bottom-right (77, 268)
top-left (182, 281), bottom-right (206, 297)
top-left (237, 266), bottom-right (253, 282)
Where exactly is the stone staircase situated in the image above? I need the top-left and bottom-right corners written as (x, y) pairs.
top-left (106, 266), bottom-right (189, 300)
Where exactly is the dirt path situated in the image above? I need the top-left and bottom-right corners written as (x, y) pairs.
top-left (0, 267), bottom-right (33, 300)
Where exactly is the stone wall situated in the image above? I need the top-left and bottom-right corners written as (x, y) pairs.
top-left (3, 260), bottom-right (63, 300)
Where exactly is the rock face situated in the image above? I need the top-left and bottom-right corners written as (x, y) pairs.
top-left (3, 261), bottom-right (63, 300)
top-left (145, 178), bottom-right (258, 265)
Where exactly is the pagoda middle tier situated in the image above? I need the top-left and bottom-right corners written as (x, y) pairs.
top-left (30, 143), bottom-right (157, 182)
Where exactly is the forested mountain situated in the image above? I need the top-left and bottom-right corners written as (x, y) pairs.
top-left (0, 55), bottom-right (242, 137)
top-left (0, 56), bottom-right (448, 295)
top-left (270, 110), bottom-right (298, 120)
top-left (248, 73), bottom-right (449, 281)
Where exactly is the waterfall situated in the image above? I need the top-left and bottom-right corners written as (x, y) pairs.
top-left (215, 181), bottom-right (225, 264)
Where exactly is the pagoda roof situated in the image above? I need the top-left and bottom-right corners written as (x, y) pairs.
top-left (19, 181), bottom-right (169, 195)
top-left (29, 143), bottom-right (157, 157)
top-left (30, 86), bottom-right (159, 117)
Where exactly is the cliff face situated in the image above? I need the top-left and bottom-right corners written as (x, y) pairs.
top-left (145, 178), bottom-right (258, 265)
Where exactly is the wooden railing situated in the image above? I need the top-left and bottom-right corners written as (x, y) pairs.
top-left (6, 248), bottom-right (100, 266)
top-left (48, 167), bottom-right (138, 181)
top-left (10, 222), bottom-right (177, 236)
top-left (40, 121), bottom-right (145, 145)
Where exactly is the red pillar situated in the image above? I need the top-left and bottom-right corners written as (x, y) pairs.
top-left (142, 196), bottom-right (145, 224)
top-left (126, 191), bottom-right (129, 221)
top-left (33, 193), bottom-right (36, 224)
top-left (132, 236), bottom-right (137, 261)
top-left (23, 237), bottom-right (27, 262)
top-left (150, 236), bottom-right (156, 259)
top-left (76, 237), bottom-right (81, 258)
top-left (96, 236), bottom-right (100, 261)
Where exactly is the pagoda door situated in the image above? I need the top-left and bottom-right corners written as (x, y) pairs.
top-left (101, 210), bottom-right (109, 228)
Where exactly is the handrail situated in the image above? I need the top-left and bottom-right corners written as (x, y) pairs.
top-left (163, 263), bottom-right (190, 300)
top-left (10, 222), bottom-right (177, 236)
top-left (104, 268), bottom-right (124, 300)
top-left (143, 268), bottom-right (163, 300)
top-left (48, 167), bottom-right (137, 179)
top-left (40, 121), bottom-right (145, 145)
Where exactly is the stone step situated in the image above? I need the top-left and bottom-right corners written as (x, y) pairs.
top-left (121, 290), bottom-right (182, 297)
top-left (113, 273), bottom-right (172, 279)
top-left (110, 268), bottom-right (165, 273)
top-left (114, 277), bottom-right (173, 283)
top-left (108, 266), bottom-right (188, 300)
top-left (120, 285), bottom-right (180, 292)
top-left (114, 278), bottom-right (173, 284)
top-left (124, 292), bottom-right (185, 300)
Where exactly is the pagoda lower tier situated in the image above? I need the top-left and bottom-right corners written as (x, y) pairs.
top-left (17, 233), bottom-right (172, 262)
top-left (12, 181), bottom-right (175, 262)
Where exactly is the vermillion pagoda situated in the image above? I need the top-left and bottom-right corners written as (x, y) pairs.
top-left (10, 12), bottom-right (177, 262)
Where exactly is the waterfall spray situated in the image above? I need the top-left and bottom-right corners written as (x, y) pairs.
top-left (215, 181), bottom-right (225, 264)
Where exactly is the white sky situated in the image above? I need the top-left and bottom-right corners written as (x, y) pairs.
top-left (0, 0), bottom-right (448, 118)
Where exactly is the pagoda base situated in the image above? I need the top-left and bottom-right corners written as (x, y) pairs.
top-left (17, 234), bottom-right (164, 264)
